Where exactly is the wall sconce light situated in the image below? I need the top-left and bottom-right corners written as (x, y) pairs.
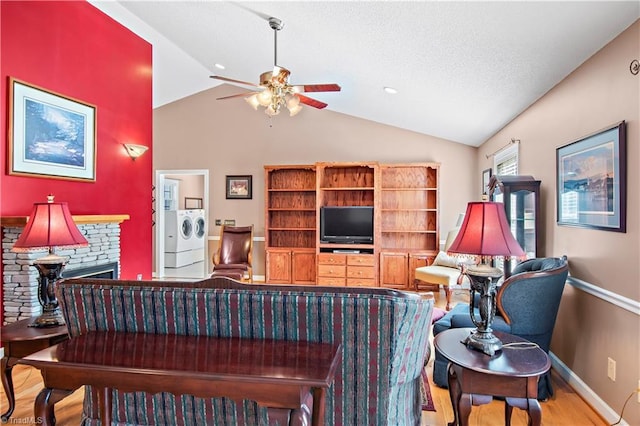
top-left (123, 143), bottom-right (149, 160)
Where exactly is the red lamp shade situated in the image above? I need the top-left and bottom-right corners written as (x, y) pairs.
top-left (12, 200), bottom-right (88, 252)
top-left (447, 201), bottom-right (525, 260)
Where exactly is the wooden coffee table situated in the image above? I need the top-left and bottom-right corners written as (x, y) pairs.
top-left (20, 331), bottom-right (341, 426)
top-left (1, 317), bottom-right (68, 422)
top-left (434, 327), bottom-right (550, 426)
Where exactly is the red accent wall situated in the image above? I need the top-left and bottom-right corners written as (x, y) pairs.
top-left (0, 1), bottom-right (153, 323)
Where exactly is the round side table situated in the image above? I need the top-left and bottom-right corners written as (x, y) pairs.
top-left (434, 327), bottom-right (550, 426)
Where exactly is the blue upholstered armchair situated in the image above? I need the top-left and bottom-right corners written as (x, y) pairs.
top-left (432, 256), bottom-right (569, 400)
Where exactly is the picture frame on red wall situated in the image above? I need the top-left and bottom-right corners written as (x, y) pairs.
top-left (8, 77), bottom-right (97, 182)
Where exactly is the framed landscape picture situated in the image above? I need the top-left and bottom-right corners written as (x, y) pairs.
top-left (8, 78), bottom-right (96, 181)
top-left (556, 121), bottom-right (626, 232)
top-left (226, 175), bottom-right (252, 199)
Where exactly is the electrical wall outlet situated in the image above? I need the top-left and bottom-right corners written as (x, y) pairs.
top-left (215, 219), bottom-right (221, 226)
top-left (607, 357), bottom-right (616, 381)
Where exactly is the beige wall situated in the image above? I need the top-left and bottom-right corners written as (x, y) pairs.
top-left (478, 21), bottom-right (639, 424)
top-left (154, 88), bottom-right (478, 275)
top-left (166, 174), bottom-right (205, 210)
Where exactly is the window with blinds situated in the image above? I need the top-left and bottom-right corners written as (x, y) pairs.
top-left (493, 141), bottom-right (519, 176)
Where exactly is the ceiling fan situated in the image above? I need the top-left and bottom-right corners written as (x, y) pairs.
top-left (210, 17), bottom-right (341, 117)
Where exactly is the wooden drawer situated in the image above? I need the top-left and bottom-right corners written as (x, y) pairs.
top-left (318, 253), bottom-right (346, 265)
top-left (318, 264), bottom-right (346, 278)
top-left (318, 277), bottom-right (346, 286)
top-left (347, 254), bottom-right (374, 266)
top-left (347, 278), bottom-right (376, 287)
top-left (346, 265), bottom-right (375, 279)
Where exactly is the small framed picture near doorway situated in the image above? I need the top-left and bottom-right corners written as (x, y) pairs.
top-left (226, 175), bottom-right (252, 199)
top-left (482, 168), bottom-right (492, 196)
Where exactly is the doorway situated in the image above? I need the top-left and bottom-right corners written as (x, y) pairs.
top-left (155, 169), bottom-right (210, 279)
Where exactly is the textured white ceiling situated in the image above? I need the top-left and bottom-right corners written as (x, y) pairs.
top-left (93, 1), bottom-right (639, 146)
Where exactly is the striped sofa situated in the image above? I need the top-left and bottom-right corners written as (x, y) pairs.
top-left (57, 277), bottom-right (434, 426)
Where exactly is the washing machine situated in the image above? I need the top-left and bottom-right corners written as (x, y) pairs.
top-left (164, 210), bottom-right (195, 268)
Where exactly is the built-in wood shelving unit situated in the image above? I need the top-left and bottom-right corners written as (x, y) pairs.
top-left (264, 162), bottom-right (439, 289)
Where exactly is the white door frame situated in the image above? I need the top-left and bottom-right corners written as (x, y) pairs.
top-left (155, 169), bottom-right (210, 278)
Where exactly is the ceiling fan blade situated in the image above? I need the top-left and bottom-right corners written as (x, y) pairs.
top-left (216, 91), bottom-right (259, 100)
top-left (210, 75), bottom-right (260, 88)
top-left (293, 84), bottom-right (341, 93)
top-left (230, 2), bottom-right (273, 22)
top-left (298, 94), bottom-right (328, 109)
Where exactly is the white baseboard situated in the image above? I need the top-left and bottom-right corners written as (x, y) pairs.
top-left (550, 352), bottom-right (627, 425)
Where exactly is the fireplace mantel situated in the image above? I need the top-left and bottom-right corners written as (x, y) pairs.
top-left (1, 214), bottom-right (130, 227)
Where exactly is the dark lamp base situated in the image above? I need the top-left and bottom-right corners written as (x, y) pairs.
top-left (31, 257), bottom-right (68, 328)
top-left (463, 263), bottom-right (505, 356)
top-left (463, 330), bottom-right (503, 356)
top-left (29, 309), bottom-right (66, 328)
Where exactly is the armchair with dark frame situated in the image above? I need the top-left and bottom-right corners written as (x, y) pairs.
top-left (432, 256), bottom-right (569, 400)
top-left (211, 225), bottom-right (254, 282)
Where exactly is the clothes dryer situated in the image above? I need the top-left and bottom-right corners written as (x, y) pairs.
top-left (184, 209), bottom-right (206, 264)
top-left (191, 209), bottom-right (206, 249)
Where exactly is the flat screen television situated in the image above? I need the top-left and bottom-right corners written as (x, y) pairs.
top-left (320, 206), bottom-right (374, 244)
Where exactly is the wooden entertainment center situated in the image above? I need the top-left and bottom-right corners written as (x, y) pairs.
top-left (264, 162), bottom-right (439, 290)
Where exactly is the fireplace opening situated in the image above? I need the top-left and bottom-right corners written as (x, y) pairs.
top-left (62, 262), bottom-right (119, 279)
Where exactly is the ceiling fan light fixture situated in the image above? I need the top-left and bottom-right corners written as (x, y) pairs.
top-left (210, 16), bottom-right (340, 118)
top-left (286, 94), bottom-right (300, 109)
top-left (257, 89), bottom-right (273, 107)
top-left (288, 103), bottom-right (303, 117)
top-left (265, 104), bottom-right (280, 116)
top-left (245, 94), bottom-right (260, 110)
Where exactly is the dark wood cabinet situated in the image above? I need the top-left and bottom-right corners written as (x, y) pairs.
top-left (489, 175), bottom-right (541, 277)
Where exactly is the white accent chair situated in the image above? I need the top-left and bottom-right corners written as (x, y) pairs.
top-left (415, 218), bottom-right (470, 310)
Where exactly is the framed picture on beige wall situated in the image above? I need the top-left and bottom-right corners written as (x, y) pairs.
top-left (226, 175), bottom-right (252, 199)
top-left (8, 77), bottom-right (97, 181)
top-left (556, 121), bottom-right (626, 232)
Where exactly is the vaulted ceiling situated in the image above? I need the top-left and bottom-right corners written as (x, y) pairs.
top-left (92, 1), bottom-right (639, 146)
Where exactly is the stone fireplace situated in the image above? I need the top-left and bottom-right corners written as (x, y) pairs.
top-left (1, 215), bottom-right (128, 324)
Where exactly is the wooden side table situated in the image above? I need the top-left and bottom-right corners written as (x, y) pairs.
top-left (1, 318), bottom-right (68, 422)
top-left (434, 327), bottom-right (550, 426)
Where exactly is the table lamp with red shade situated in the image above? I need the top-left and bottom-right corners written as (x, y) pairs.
top-left (11, 195), bottom-right (88, 327)
top-left (447, 200), bottom-right (525, 356)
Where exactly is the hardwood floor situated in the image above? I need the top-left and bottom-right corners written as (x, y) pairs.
top-left (0, 288), bottom-right (607, 425)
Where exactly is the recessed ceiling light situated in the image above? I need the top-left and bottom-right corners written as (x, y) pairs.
top-left (384, 87), bottom-right (398, 94)
top-left (214, 63), bottom-right (225, 70)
